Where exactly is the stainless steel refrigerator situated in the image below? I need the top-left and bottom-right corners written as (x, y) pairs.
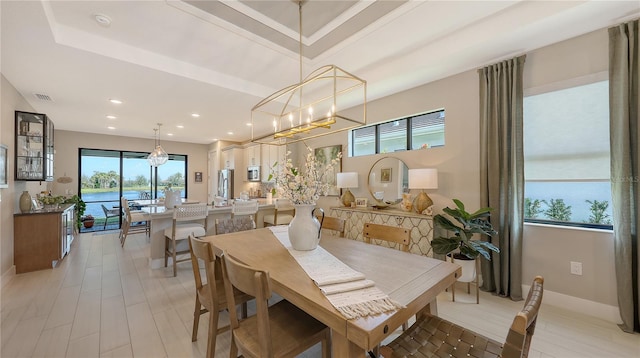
top-left (218, 169), bottom-right (234, 200)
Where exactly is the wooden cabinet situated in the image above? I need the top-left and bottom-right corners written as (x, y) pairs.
top-left (221, 146), bottom-right (243, 170)
top-left (261, 144), bottom-right (286, 182)
top-left (14, 204), bottom-right (75, 273)
top-left (15, 111), bottom-right (54, 181)
top-left (244, 144), bottom-right (260, 167)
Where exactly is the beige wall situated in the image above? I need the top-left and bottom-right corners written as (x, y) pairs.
top-left (54, 130), bottom-right (209, 202)
top-left (305, 28), bottom-right (616, 309)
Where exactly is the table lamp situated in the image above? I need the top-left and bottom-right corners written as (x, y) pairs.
top-left (408, 168), bottom-right (438, 214)
top-left (336, 172), bottom-right (358, 207)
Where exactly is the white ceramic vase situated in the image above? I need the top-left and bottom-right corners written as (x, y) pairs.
top-left (288, 204), bottom-right (322, 251)
top-left (164, 189), bottom-right (181, 209)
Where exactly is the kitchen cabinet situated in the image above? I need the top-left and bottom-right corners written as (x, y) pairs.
top-left (261, 144), bottom-right (286, 181)
top-left (14, 204), bottom-right (76, 273)
top-left (221, 146), bottom-right (243, 170)
top-left (15, 111), bottom-right (54, 181)
top-left (244, 144), bottom-right (261, 167)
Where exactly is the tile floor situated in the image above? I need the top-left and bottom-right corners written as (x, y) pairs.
top-left (1, 231), bottom-right (638, 357)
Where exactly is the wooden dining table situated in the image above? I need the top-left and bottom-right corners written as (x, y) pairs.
top-left (205, 227), bottom-right (461, 356)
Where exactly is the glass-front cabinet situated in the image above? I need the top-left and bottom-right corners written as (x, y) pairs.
top-left (15, 111), bottom-right (54, 181)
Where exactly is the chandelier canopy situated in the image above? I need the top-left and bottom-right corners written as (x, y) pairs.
top-left (147, 123), bottom-right (169, 167)
top-left (251, 1), bottom-right (366, 146)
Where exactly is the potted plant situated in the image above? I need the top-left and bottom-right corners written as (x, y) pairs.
top-left (82, 215), bottom-right (95, 228)
top-left (431, 199), bottom-right (499, 260)
top-left (63, 195), bottom-right (86, 230)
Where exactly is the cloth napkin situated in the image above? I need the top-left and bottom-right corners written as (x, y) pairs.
top-left (269, 226), bottom-right (403, 319)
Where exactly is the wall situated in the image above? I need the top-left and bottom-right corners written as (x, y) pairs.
top-left (54, 130), bottom-right (209, 203)
top-left (305, 27), bottom-right (618, 321)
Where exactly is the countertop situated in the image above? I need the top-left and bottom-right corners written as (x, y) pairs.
top-left (14, 203), bottom-right (75, 216)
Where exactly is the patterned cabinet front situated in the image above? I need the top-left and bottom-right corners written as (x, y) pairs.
top-left (330, 207), bottom-right (433, 257)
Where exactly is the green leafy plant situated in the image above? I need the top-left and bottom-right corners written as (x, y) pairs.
top-left (63, 195), bottom-right (86, 229)
top-left (38, 195), bottom-right (65, 205)
top-left (431, 199), bottom-right (500, 260)
top-left (585, 199), bottom-right (612, 225)
top-left (524, 198), bottom-right (544, 219)
top-left (542, 199), bottom-right (572, 222)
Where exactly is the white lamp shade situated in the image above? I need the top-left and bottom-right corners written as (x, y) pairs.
top-left (336, 172), bottom-right (358, 189)
top-left (408, 168), bottom-right (438, 189)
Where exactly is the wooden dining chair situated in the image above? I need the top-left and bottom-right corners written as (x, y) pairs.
top-left (363, 223), bottom-right (411, 252)
top-left (263, 198), bottom-right (295, 227)
top-left (221, 252), bottom-right (331, 358)
top-left (214, 217), bottom-right (255, 235)
top-left (164, 203), bottom-right (208, 277)
top-left (381, 276), bottom-right (545, 358)
top-left (188, 236), bottom-right (252, 358)
top-left (316, 215), bottom-right (346, 238)
top-left (119, 197), bottom-right (149, 247)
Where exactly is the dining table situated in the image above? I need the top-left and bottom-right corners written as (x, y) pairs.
top-left (205, 227), bottom-right (461, 356)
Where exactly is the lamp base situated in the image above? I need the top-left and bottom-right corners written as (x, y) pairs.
top-left (413, 191), bottom-right (433, 215)
top-left (341, 189), bottom-right (355, 207)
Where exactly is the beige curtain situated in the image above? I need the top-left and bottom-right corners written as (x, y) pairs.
top-left (478, 55), bottom-right (526, 300)
top-left (609, 19), bottom-right (639, 334)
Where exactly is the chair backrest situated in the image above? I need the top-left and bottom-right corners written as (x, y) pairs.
top-left (121, 197), bottom-right (131, 222)
top-left (101, 204), bottom-right (109, 215)
top-left (189, 236), bottom-right (221, 306)
top-left (317, 215), bottom-right (345, 237)
top-left (501, 276), bottom-right (544, 358)
top-left (232, 200), bottom-right (259, 216)
top-left (221, 252), bottom-right (273, 355)
top-left (275, 198), bottom-right (294, 211)
top-left (363, 223), bottom-right (411, 252)
top-left (215, 217), bottom-right (256, 235)
top-left (173, 203), bottom-right (209, 222)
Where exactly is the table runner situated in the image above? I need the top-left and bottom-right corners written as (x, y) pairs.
top-left (269, 226), bottom-right (403, 319)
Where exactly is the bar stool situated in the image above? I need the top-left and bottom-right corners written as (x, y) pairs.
top-left (120, 197), bottom-right (149, 247)
top-left (263, 198), bottom-right (295, 227)
top-left (164, 203), bottom-right (208, 277)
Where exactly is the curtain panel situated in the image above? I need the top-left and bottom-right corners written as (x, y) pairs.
top-left (609, 19), bottom-right (639, 334)
top-left (478, 55), bottom-right (526, 300)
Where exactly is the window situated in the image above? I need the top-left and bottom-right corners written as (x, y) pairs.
top-left (351, 109), bottom-right (445, 157)
top-left (524, 79), bottom-right (612, 229)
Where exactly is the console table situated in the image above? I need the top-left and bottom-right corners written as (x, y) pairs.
top-left (330, 206), bottom-right (433, 256)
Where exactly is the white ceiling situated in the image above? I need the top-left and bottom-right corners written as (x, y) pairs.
top-left (1, 1), bottom-right (638, 145)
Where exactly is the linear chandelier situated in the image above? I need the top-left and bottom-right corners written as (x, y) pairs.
top-left (251, 1), bottom-right (366, 146)
top-left (147, 123), bottom-right (169, 167)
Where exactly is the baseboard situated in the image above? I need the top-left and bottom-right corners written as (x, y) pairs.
top-left (1, 265), bottom-right (16, 289)
top-left (522, 284), bottom-right (622, 324)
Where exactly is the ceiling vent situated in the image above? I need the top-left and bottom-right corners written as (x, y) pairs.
top-left (33, 93), bottom-right (53, 101)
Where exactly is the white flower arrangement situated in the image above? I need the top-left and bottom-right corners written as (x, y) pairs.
top-left (269, 145), bottom-right (342, 205)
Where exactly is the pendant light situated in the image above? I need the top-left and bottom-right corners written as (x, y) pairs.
top-left (147, 123), bottom-right (169, 167)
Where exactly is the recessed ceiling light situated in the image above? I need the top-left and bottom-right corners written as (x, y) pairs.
top-left (109, 99), bottom-right (122, 104)
top-left (176, 125), bottom-right (184, 129)
top-left (246, 123), bottom-right (252, 126)
top-left (107, 126), bottom-right (116, 130)
top-left (191, 113), bottom-right (200, 118)
top-left (94, 14), bottom-right (112, 27)
top-left (212, 138), bottom-right (218, 141)
top-left (106, 115), bottom-right (116, 119)
top-left (228, 131), bottom-right (234, 135)
top-left (167, 133), bottom-right (174, 136)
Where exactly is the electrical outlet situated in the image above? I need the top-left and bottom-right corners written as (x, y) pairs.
top-left (570, 261), bottom-right (583, 275)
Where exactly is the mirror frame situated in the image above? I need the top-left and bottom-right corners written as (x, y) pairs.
top-left (367, 156), bottom-right (409, 207)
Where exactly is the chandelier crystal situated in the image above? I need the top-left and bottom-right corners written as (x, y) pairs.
top-left (147, 123), bottom-right (169, 167)
top-left (251, 1), bottom-right (366, 145)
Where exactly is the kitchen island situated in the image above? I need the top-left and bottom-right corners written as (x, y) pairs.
top-left (142, 201), bottom-right (275, 268)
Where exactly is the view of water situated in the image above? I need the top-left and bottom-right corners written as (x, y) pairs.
top-left (525, 181), bottom-right (612, 223)
top-left (81, 189), bottom-right (186, 218)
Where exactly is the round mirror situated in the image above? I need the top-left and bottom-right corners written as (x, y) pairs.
top-left (367, 156), bottom-right (409, 207)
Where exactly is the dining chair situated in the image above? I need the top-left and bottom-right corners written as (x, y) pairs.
top-left (380, 276), bottom-right (545, 358)
top-left (188, 236), bottom-right (252, 358)
top-left (119, 197), bottom-right (149, 247)
top-left (231, 199), bottom-right (259, 228)
top-left (363, 222), bottom-right (411, 332)
top-left (215, 216), bottom-right (255, 235)
top-left (101, 204), bottom-right (120, 230)
top-left (263, 198), bottom-right (295, 227)
top-left (221, 252), bottom-right (331, 358)
top-left (164, 203), bottom-right (208, 277)
top-left (316, 215), bottom-right (346, 238)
